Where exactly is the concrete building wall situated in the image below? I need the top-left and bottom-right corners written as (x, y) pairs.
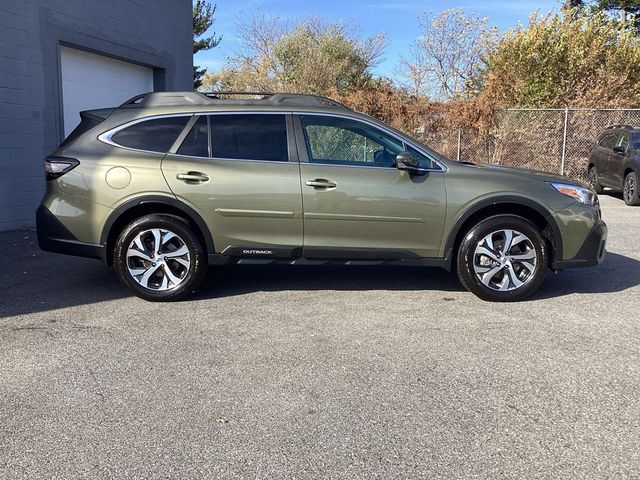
top-left (0, 0), bottom-right (193, 230)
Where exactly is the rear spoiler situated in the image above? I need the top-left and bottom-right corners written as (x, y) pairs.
top-left (59, 107), bottom-right (116, 148)
top-left (80, 107), bottom-right (115, 122)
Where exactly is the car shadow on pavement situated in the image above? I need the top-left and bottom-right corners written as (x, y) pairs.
top-left (193, 250), bottom-right (640, 302)
top-left (0, 230), bottom-right (127, 319)
top-left (2, 230), bottom-right (638, 318)
top-left (533, 252), bottom-right (640, 299)
top-left (193, 264), bottom-right (466, 301)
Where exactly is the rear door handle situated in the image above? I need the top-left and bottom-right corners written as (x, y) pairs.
top-left (305, 179), bottom-right (337, 189)
top-left (177, 172), bottom-right (209, 183)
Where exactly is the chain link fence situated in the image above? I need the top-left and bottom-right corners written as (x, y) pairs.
top-left (422, 108), bottom-right (640, 182)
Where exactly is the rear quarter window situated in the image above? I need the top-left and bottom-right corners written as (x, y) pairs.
top-left (111, 116), bottom-right (190, 152)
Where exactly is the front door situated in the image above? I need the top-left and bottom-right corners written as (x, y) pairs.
top-left (162, 113), bottom-right (303, 255)
top-left (294, 114), bottom-right (446, 258)
top-left (608, 132), bottom-right (628, 187)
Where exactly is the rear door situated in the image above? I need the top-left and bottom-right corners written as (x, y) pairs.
top-left (162, 113), bottom-right (303, 256)
top-left (294, 114), bottom-right (446, 258)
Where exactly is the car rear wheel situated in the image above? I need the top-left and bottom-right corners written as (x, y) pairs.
top-left (623, 171), bottom-right (640, 206)
top-left (456, 215), bottom-right (549, 302)
top-left (113, 214), bottom-right (207, 301)
top-left (588, 166), bottom-right (603, 194)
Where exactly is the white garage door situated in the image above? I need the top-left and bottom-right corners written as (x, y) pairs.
top-left (60, 46), bottom-right (154, 137)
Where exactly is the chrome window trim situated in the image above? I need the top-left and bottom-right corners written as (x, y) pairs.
top-left (167, 152), bottom-right (298, 165)
top-left (98, 110), bottom-right (448, 173)
top-left (98, 113), bottom-right (194, 155)
top-left (99, 111), bottom-right (291, 158)
top-left (294, 111), bottom-right (448, 172)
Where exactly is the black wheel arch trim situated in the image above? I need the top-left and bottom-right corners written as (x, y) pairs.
top-left (100, 195), bottom-right (215, 263)
top-left (443, 195), bottom-right (563, 264)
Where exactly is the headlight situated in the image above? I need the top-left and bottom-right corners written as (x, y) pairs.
top-left (548, 182), bottom-right (595, 205)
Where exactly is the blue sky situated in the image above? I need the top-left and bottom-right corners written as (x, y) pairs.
top-left (195, 0), bottom-right (562, 78)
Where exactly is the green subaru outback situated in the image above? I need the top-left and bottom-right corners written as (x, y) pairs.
top-left (37, 92), bottom-right (607, 302)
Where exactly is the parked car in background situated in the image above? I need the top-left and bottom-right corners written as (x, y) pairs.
top-left (37, 92), bottom-right (607, 302)
top-left (588, 125), bottom-right (640, 206)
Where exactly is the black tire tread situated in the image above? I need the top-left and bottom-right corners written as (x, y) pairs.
top-left (113, 214), bottom-right (207, 301)
top-left (456, 214), bottom-right (549, 302)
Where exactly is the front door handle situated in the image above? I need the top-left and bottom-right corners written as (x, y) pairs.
top-left (305, 179), bottom-right (337, 190)
top-left (177, 172), bottom-right (209, 183)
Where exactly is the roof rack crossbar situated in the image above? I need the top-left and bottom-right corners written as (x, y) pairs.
top-left (203, 91), bottom-right (274, 98)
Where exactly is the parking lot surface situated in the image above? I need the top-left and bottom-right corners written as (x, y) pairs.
top-left (1, 194), bottom-right (639, 479)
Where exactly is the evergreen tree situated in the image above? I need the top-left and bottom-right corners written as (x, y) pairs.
top-left (193, 1), bottom-right (221, 89)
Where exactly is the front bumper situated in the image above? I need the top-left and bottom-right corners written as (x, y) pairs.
top-left (552, 219), bottom-right (607, 270)
top-left (36, 205), bottom-right (106, 263)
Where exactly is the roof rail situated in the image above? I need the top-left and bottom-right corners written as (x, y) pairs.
top-left (604, 124), bottom-right (635, 130)
top-left (117, 91), bottom-right (351, 111)
top-left (119, 91), bottom-right (214, 108)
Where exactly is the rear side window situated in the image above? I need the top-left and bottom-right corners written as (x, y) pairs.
top-left (111, 116), bottom-right (190, 152)
top-left (210, 114), bottom-right (288, 162)
top-left (177, 116), bottom-right (209, 157)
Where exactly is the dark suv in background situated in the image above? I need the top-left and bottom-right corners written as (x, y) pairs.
top-left (588, 125), bottom-right (640, 205)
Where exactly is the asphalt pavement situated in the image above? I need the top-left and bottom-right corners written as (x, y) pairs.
top-left (1, 193), bottom-right (639, 479)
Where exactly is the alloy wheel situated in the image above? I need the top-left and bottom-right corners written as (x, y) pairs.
top-left (126, 228), bottom-right (191, 291)
top-left (472, 229), bottom-right (538, 292)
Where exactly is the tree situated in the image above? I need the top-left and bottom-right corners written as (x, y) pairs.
top-left (563, 0), bottom-right (585, 21)
top-left (203, 13), bottom-right (386, 95)
top-left (193, 0), bottom-right (221, 89)
top-left (397, 9), bottom-right (498, 100)
top-left (593, 0), bottom-right (640, 30)
top-left (479, 12), bottom-right (640, 108)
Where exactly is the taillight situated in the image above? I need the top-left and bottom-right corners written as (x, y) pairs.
top-left (44, 156), bottom-right (79, 180)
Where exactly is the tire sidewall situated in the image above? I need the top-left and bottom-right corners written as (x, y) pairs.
top-left (588, 166), bottom-right (603, 194)
top-left (457, 215), bottom-right (548, 302)
top-left (113, 215), bottom-right (207, 301)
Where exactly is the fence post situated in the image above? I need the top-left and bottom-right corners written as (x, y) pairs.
top-left (560, 107), bottom-right (569, 176)
top-left (456, 128), bottom-right (461, 162)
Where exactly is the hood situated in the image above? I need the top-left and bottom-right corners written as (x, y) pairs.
top-left (463, 162), bottom-right (590, 188)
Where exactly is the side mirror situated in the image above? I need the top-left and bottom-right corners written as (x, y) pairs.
top-left (612, 146), bottom-right (626, 155)
top-left (396, 151), bottom-right (425, 175)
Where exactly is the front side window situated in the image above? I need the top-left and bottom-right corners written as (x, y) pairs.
top-left (300, 115), bottom-right (404, 168)
top-left (616, 133), bottom-right (629, 151)
top-left (111, 116), bottom-right (190, 152)
top-left (210, 114), bottom-right (288, 162)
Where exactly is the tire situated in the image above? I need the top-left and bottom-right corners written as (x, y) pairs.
top-left (588, 166), bottom-right (604, 194)
top-left (113, 214), bottom-right (208, 301)
top-left (623, 171), bottom-right (640, 206)
top-left (456, 215), bottom-right (549, 302)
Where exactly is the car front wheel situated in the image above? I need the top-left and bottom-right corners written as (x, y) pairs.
top-left (113, 214), bottom-right (207, 301)
top-left (456, 215), bottom-right (549, 302)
